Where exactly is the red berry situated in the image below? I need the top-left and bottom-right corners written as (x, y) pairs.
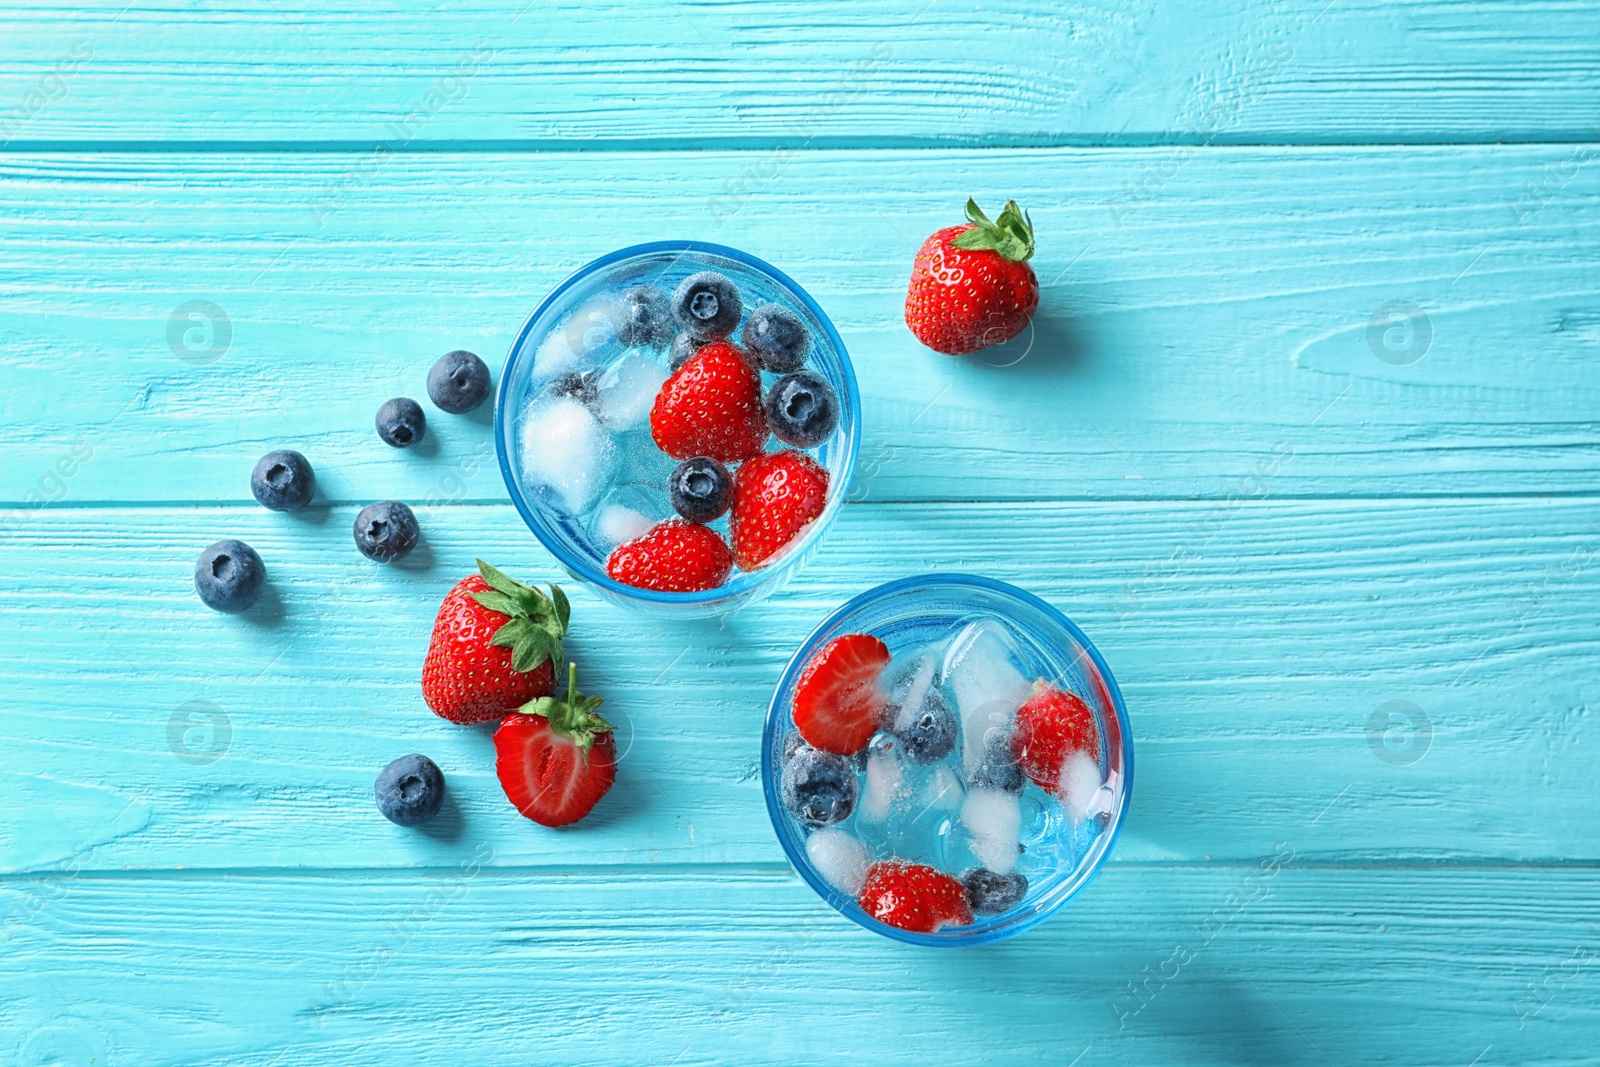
top-left (1011, 680), bottom-right (1101, 793)
top-left (729, 449), bottom-right (829, 571)
top-left (905, 199), bottom-right (1039, 356)
top-left (791, 633), bottom-right (890, 755)
top-left (606, 519), bottom-right (733, 592)
top-left (422, 561), bottom-right (568, 725)
top-left (649, 341), bottom-right (768, 462)
top-left (494, 663), bottom-right (616, 827)
top-left (858, 861), bottom-right (973, 933)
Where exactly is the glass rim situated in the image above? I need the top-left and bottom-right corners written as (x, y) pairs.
top-left (495, 240), bottom-right (861, 606)
top-left (762, 573), bottom-right (1135, 947)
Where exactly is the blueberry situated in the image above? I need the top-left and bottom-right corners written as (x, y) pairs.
top-left (961, 868), bottom-right (1029, 915)
top-left (427, 350), bottom-right (491, 414)
top-left (550, 370), bottom-right (599, 408)
top-left (764, 371), bottom-right (839, 449)
top-left (668, 332), bottom-right (702, 372)
top-left (375, 754), bottom-right (446, 827)
top-left (780, 748), bottom-right (858, 828)
top-left (781, 731), bottom-right (811, 764)
top-left (672, 271), bottom-right (742, 339)
top-left (194, 539), bottom-right (265, 613)
top-left (353, 501), bottom-right (419, 562)
top-left (892, 688), bottom-right (958, 764)
top-left (668, 457), bottom-right (732, 523)
top-left (618, 285), bottom-right (673, 348)
top-left (970, 729), bottom-right (1025, 794)
top-left (376, 397), bottom-right (426, 448)
top-left (250, 449), bottom-right (315, 512)
top-left (741, 304), bottom-right (811, 373)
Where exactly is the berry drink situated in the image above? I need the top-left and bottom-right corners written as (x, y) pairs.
top-left (497, 243), bottom-right (858, 615)
top-left (765, 575), bottom-right (1132, 945)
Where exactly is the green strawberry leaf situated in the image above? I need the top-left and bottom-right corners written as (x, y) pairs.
top-left (469, 559), bottom-right (570, 677)
top-left (950, 197), bottom-right (1035, 262)
top-left (551, 584), bottom-right (571, 631)
top-left (520, 662), bottom-right (614, 757)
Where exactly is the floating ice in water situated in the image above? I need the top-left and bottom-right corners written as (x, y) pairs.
top-left (534, 296), bottom-right (623, 380)
top-left (592, 485), bottom-right (668, 546)
top-left (596, 351), bottom-right (668, 431)
top-left (941, 620), bottom-right (1034, 776)
top-left (1058, 750), bottom-right (1104, 824)
top-left (890, 655), bottom-right (937, 733)
top-left (960, 787), bottom-right (1022, 874)
top-left (920, 762), bottom-right (965, 814)
top-left (596, 504), bottom-right (653, 545)
top-left (533, 327), bottom-right (581, 379)
top-left (518, 396), bottom-right (617, 513)
top-left (806, 827), bottom-right (871, 896)
top-left (860, 735), bottom-right (910, 825)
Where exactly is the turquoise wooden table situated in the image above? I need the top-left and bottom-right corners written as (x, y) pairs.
top-left (4, 1), bottom-right (1599, 1063)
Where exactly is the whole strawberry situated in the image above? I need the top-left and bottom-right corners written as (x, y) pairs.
top-left (1011, 680), bottom-right (1101, 792)
top-left (422, 560), bottom-right (570, 724)
top-left (649, 341), bottom-right (768, 462)
top-left (495, 662), bottom-right (617, 827)
top-left (905, 198), bottom-right (1039, 356)
top-left (606, 519), bottom-right (733, 592)
top-left (857, 861), bottom-right (973, 933)
top-left (729, 449), bottom-right (829, 571)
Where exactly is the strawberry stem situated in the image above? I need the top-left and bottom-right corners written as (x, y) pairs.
top-left (949, 198), bottom-right (1034, 262)
top-left (519, 661), bottom-right (613, 755)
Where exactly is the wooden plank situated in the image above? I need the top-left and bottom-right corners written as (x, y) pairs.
top-left (3, 864), bottom-right (1596, 1065)
top-left (3, 496), bottom-right (1595, 873)
top-left (3, 146), bottom-right (1599, 507)
top-left (3, 0), bottom-right (1599, 146)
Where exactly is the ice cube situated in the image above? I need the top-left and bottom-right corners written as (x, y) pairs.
top-left (960, 788), bottom-right (1022, 875)
top-left (596, 352), bottom-right (668, 431)
top-left (592, 485), bottom-right (666, 546)
top-left (860, 736), bottom-right (910, 825)
top-left (805, 827), bottom-right (871, 896)
top-left (533, 327), bottom-right (582, 380)
top-left (920, 763), bottom-right (965, 814)
top-left (889, 655), bottom-right (937, 733)
top-left (595, 504), bottom-right (652, 545)
top-left (941, 620), bottom-right (1035, 776)
top-left (1059, 750), bottom-right (1105, 824)
top-left (518, 395), bottom-right (617, 513)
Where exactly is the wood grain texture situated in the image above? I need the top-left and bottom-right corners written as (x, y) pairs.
top-left (3, 0), bottom-right (1600, 146)
top-left (7, 1), bottom-right (1599, 1061)
top-left (3, 497), bottom-right (1595, 873)
top-left (3, 147), bottom-right (1599, 506)
top-left (4, 865), bottom-right (1597, 1066)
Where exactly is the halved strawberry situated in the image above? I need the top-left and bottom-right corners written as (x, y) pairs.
top-left (606, 519), bottom-right (733, 592)
top-left (649, 341), bottom-right (767, 462)
top-left (1010, 680), bottom-right (1100, 792)
top-left (729, 449), bottom-right (829, 571)
top-left (791, 633), bottom-right (890, 755)
top-left (494, 662), bottom-right (617, 827)
top-left (857, 861), bottom-right (973, 933)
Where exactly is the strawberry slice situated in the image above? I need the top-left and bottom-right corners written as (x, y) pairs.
top-left (1010, 680), bottom-right (1100, 792)
top-left (858, 861), bottom-right (973, 933)
top-left (791, 633), bottom-right (890, 755)
top-left (494, 663), bottom-right (617, 827)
